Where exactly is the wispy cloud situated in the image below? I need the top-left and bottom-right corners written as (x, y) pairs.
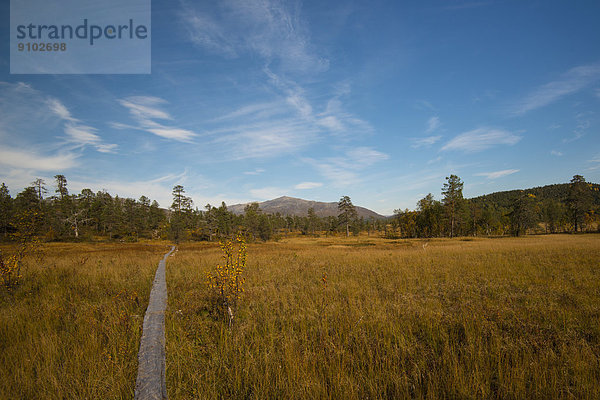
top-left (442, 127), bottom-right (521, 152)
top-left (427, 156), bottom-right (442, 165)
top-left (249, 186), bottom-right (287, 200)
top-left (411, 135), bottom-right (442, 148)
top-left (262, 68), bottom-right (373, 138)
top-left (119, 96), bottom-right (172, 120)
top-left (0, 82), bottom-right (118, 160)
top-left (411, 116), bottom-right (442, 148)
top-left (415, 100), bottom-right (436, 111)
top-left (117, 96), bottom-right (197, 142)
top-left (212, 119), bottom-right (319, 159)
top-left (316, 96), bottom-right (373, 136)
top-left (551, 150), bottom-right (563, 156)
top-left (180, 0), bottom-right (328, 73)
top-left (475, 169), bottom-right (519, 179)
top-left (345, 147), bottom-right (389, 168)
top-left (295, 181), bottom-right (323, 189)
top-left (62, 123), bottom-right (117, 153)
top-left (306, 147), bottom-right (389, 186)
top-left (44, 97), bottom-right (118, 153)
top-left (562, 112), bottom-right (591, 143)
top-left (209, 102), bottom-right (284, 123)
top-left (426, 116), bottom-right (441, 133)
top-left (244, 168), bottom-right (265, 175)
top-left (0, 147), bottom-right (78, 171)
top-left (180, 10), bottom-right (237, 58)
top-left (47, 98), bottom-right (76, 122)
top-left (512, 62), bottom-right (600, 115)
top-left (586, 154), bottom-right (600, 171)
top-left (205, 70), bottom-right (373, 160)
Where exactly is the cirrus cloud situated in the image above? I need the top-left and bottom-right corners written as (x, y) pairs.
top-left (0, 147), bottom-right (78, 171)
top-left (294, 181), bottom-right (323, 189)
top-left (442, 127), bottom-right (521, 153)
top-left (474, 169), bottom-right (520, 180)
top-left (512, 62), bottom-right (600, 115)
top-left (117, 96), bottom-right (198, 142)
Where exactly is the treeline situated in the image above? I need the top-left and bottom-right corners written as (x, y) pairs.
top-left (0, 175), bottom-right (166, 241)
top-left (0, 177), bottom-right (384, 242)
top-left (390, 174), bottom-right (599, 238)
top-left (1, 174), bottom-right (598, 243)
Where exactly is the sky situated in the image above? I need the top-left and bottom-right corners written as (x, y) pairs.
top-left (1, 0), bottom-right (599, 215)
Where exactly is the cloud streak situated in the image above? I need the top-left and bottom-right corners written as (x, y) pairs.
top-left (180, 0), bottom-right (328, 73)
top-left (0, 82), bottom-right (117, 180)
top-left (0, 147), bottom-right (78, 171)
top-left (117, 96), bottom-right (198, 142)
top-left (426, 116), bottom-right (441, 133)
top-left (411, 116), bottom-right (442, 148)
top-left (295, 181), bottom-right (323, 189)
top-left (475, 169), bottom-right (519, 179)
top-left (203, 69), bottom-right (373, 160)
top-left (442, 127), bottom-right (521, 153)
top-left (306, 147), bottom-right (389, 186)
top-left (512, 62), bottom-right (600, 115)
top-left (411, 135), bottom-right (442, 148)
top-left (212, 119), bottom-right (319, 159)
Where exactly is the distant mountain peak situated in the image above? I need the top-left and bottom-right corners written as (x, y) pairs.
top-left (227, 196), bottom-right (384, 219)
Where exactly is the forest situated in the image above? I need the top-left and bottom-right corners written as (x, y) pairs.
top-left (0, 174), bottom-right (598, 243)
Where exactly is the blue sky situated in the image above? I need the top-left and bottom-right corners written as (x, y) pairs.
top-left (1, 0), bottom-right (599, 215)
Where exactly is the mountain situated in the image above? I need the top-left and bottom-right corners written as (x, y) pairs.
top-left (227, 196), bottom-right (385, 219)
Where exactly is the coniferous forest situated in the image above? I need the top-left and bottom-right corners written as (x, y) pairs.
top-left (1, 174), bottom-right (598, 243)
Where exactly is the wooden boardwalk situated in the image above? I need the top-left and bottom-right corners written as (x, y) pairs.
top-left (134, 246), bottom-right (175, 400)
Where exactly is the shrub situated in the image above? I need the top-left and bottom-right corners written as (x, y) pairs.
top-left (205, 233), bottom-right (247, 327)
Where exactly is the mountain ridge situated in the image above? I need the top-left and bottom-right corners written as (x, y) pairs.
top-left (227, 196), bottom-right (385, 219)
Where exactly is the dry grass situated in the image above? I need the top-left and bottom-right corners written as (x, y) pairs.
top-left (166, 234), bottom-right (600, 399)
top-left (2, 235), bottom-right (598, 399)
top-left (0, 242), bottom-right (170, 399)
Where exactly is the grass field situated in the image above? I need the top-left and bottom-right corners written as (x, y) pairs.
top-left (0, 242), bottom-right (170, 399)
top-left (166, 234), bottom-right (600, 399)
top-left (1, 235), bottom-right (599, 399)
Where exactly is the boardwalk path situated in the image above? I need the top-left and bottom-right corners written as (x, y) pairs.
top-left (134, 246), bottom-right (176, 400)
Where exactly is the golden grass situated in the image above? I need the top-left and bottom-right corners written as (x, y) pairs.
top-left (0, 242), bottom-right (170, 399)
top-left (2, 235), bottom-right (598, 399)
top-left (166, 234), bottom-right (600, 399)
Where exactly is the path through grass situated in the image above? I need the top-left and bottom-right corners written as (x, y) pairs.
top-left (0, 242), bottom-right (168, 399)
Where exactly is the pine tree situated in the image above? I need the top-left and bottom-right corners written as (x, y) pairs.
top-left (0, 183), bottom-right (13, 236)
top-left (567, 175), bottom-right (592, 232)
top-left (170, 185), bottom-right (193, 242)
top-left (442, 175), bottom-right (464, 238)
top-left (509, 193), bottom-right (538, 236)
top-left (338, 196), bottom-right (357, 237)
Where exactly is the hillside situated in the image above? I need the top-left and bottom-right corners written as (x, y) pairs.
top-left (470, 182), bottom-right (600, 208)
top-left (227, 196), bottom-right (385, 219)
